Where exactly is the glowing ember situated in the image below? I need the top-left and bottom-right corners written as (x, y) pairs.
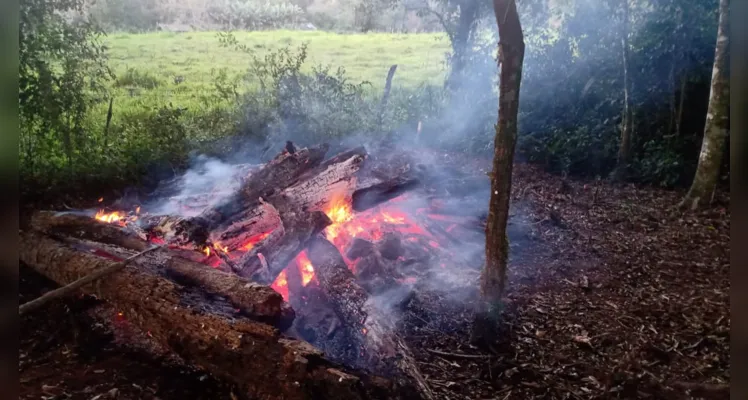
top-left (271, 270), bottom-right (289, 301)
top-left (135, 206), bottom-right (141, 214)
top-left (213, 241), bottom-right (229, 254)
top-left (296, 251), bottom-right (315, 286)
top-left (239, 231), bottom-right (272, 252)
top-left (203, 247), bottom-right (211, 257)
top-left (95, 209), bottom-right (125, 224)
top-left (98, 197), bottom-right (104, 203)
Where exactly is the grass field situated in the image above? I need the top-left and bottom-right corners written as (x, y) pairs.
top-left (103, 30), bottom-right (451, 115)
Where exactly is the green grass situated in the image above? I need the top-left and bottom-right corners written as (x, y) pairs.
top-left (101, 30), bottom-right (450, 116)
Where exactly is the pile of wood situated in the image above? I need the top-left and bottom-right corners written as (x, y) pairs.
top-left (19, 143), bottom-right (447, 400)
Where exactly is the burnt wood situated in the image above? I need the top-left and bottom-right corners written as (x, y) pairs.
top-left (19, 230), bottom-right (412, 400)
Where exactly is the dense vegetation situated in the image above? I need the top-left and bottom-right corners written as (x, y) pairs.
top-left (20, 0), bottom-right (728, 197)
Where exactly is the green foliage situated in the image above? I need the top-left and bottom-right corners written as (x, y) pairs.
top-left (88, 0), bottom-right (167, 33)
top-left (20, 0), bottom-right (113, 185)
top-left (219, 33), bottom-right (380, 145)
top-left (513, 0), bottom-right (720, 187)
top-left (207, 0), bottom-right (306, 30)
top-left (114, 68), bottom-right (163, 89)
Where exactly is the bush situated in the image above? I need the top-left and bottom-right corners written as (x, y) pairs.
top-left (218, 34), bottom-right (382, 150)
top-left (207, 0), bottom-right (305, 30)
top-left (88, 0), bottom-right (167, 33)
top-left (114, 68), bottom-right (163, 89)
top-left (20, 0), bottom-right (112, 188)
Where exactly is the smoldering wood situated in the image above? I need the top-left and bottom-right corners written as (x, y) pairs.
top-left (306, 236), bottom-right (435, 400)
top-left (235, 205), bottom-right (331, 284)
top-left (352, 175), bottom-right (421, 212)
top-left (19, 230), bottom-right (412, 399)
top-left (31, 211), bottom-right (151, 251)
top-left (26, 213), bottom-right (296, 327)
top-left (169, 143), bottom-right (330, 246)
top-left (19, 245), bottom-right (161, 316)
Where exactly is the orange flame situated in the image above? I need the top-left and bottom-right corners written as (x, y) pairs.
top-left (213, 241), bottom-right (229, 254)
top-left (271, 270), bottom-right (289, 301)
top-left (239, 231), bottom-right (272, 252)
top-left (95, 209), bottom-right (125, 224)
top-left (203, 247), bottom-right (211, 257)
top-left (297, 251), bottom-right (315, 286)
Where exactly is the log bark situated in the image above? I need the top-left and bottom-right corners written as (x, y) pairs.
top-left (236, 205), bottom-right (331, 284)
top-left (25, 213), bottom-right (296, 328)
top-left (352, 175), bottom-right (420, 212)
top-left (19, 230), bottom-right (409, 400)
top-left (679, 0), bottom-right (729, 209)
top-left (169, 144), bottom-right (330, 246)
top-left (306, 236), bottom-right (435, 400)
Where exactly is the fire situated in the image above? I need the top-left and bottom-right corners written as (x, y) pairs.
top-left (95, 209), bottom-right (125, 224)
top-left (297, 251), bottom-right (315, 286)
top-left (203, 247), bottom-right (211, 257)
top-left (271, 270), bottom-right (289, 301)
top-left (213, 241), bottom-right (229, 254)
top-left (238, 231), bottom-right (272, 252)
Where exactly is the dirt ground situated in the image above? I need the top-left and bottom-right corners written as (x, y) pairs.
top-left (19, 162), bottom-right (730, 400)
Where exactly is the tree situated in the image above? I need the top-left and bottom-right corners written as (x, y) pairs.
top-left (613, 0), bottom-right (633, 181)
top-left (679, 0), bottom-right (729, 209)
top-left (409, 0), bottom-right (491, 90)
top-left (473, 0), bottom-right (524, 343)
top-left (19, 0), bottom-right (111, 179)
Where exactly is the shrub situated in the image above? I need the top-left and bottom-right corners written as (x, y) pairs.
top-left (114, 68), bottom-right (163, 89)
top-left (206, 0), bottom-right (305, 30)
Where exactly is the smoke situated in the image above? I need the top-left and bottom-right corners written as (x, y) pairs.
top-left (145, 154), bottom-right (249, 217)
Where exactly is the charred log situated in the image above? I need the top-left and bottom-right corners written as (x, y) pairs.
top-left (19, 230), bottom-right (411, 399)
top-left (169, 144), bottom-right (330, 246)
top-left (306, 236), bottom-right (435, 400)
top-left (352, 175), bottom-right (420, 212)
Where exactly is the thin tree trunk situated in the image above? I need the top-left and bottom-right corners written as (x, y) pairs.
top-left (378, 65), bottom-right (398, 128)
top-left (680, 0), bottom-right (730, 209)
top-left (675, 72), bottom-right (687, 136)
top-left (473, 0), bottom-right (524, 344)
top-left (668, 56), bottom-right (676, 135)
top-left (446, 0), bottom-right (479, 92)
top-left (614, 0), bottom-right (633, 181)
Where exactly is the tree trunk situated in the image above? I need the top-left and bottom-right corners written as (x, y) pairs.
top-left (614, 0), bottom-right (633, 181)
top-left (675, 72), bottom-right (687, 136)
top-left (474, 0), bottom-right (524, 343)
top-left (446, 0), bottom-right (479, 91)
top-left (680, 0), bottom-right (730, 209)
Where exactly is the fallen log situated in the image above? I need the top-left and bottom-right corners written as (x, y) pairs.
top-left (235, 204), bottom-right (331, 283)
top-left (169, 143), bottom-right (330, 246)
top-left (352, 175), bottom-right (421, 212)
top-left (19, 245), bottom-right (161, 316)
top-left (306, 236), bottom-right (435, 400)
top-left (19, 230), bottom-right (413, 399)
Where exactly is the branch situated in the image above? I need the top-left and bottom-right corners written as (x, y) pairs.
top-left (19, 244), bottom-right (162, 316)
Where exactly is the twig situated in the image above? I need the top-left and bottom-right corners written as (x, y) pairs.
top-left (19, 245), bottom-right (162, 316)
top-left (427, 348), bottom-right (493, 359)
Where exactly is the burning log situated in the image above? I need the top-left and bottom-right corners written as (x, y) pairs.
top-left (19, 229), bottom-right (413, 399)
top-left (168, 143), bottom-right (330, 246)
top-left (236, 204), bottom-right (331, 283)
top-left (352, 175), bottom-right (421, 212)
top-left (306, 236), bottom-right (435, 400)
